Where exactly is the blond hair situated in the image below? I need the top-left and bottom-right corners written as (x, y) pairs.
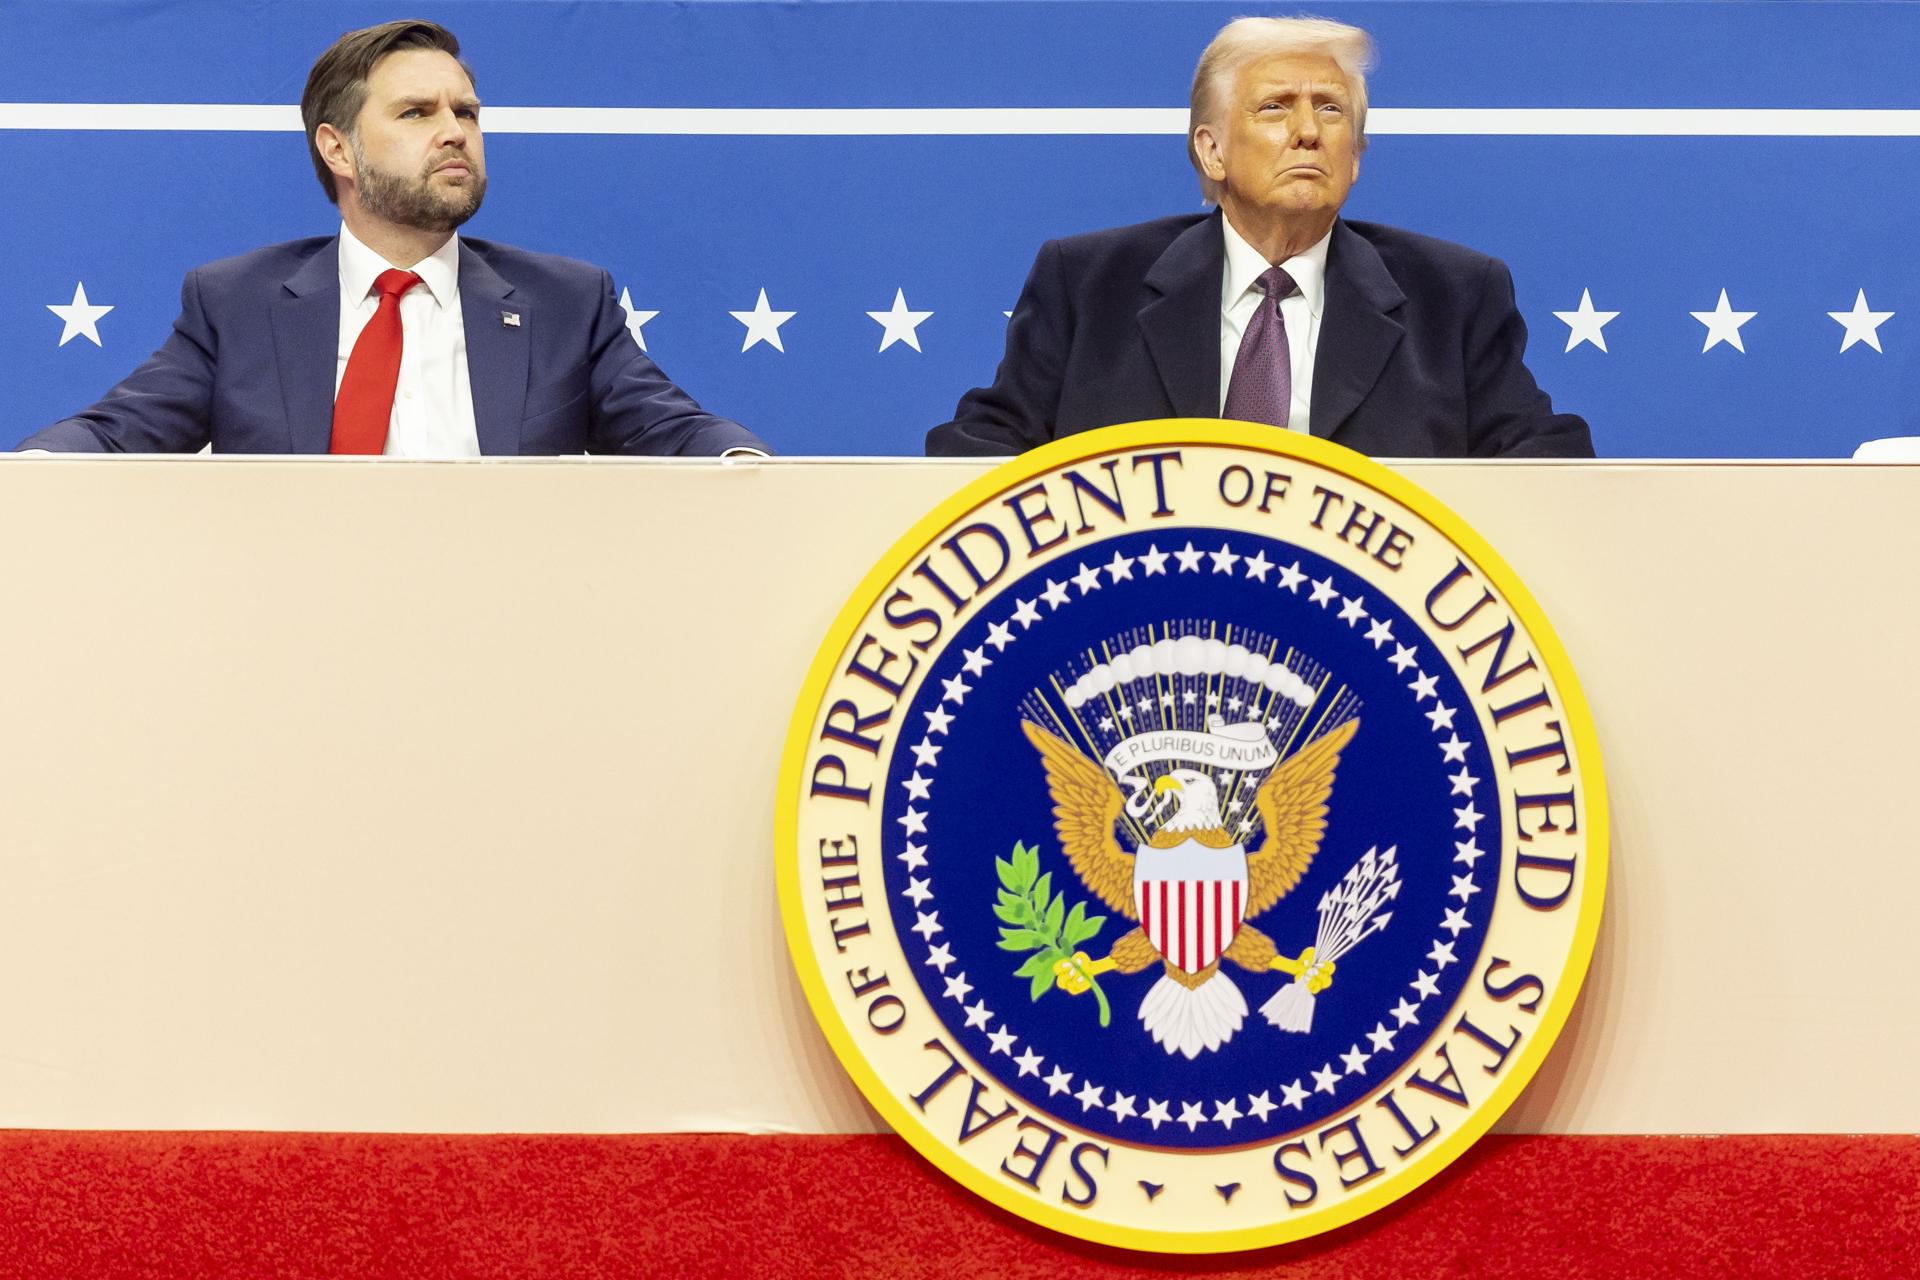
top-left (1188, 16), bottom-right (1376, 203)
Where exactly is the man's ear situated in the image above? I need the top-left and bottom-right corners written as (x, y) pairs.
top-left (1193, 124), bottom-right (1228, 183)
top-left (315, 122), bottom-right (355, 188)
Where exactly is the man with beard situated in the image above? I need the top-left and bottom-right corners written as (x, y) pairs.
top-left (20, 20), bottom-right (766, 456)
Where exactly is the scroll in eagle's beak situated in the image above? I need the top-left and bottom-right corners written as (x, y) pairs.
top-left (1154, 775), bottom-right (1184, 795)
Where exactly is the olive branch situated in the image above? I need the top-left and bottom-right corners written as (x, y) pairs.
top-left (994, 841), bottom-right (1111, 1027)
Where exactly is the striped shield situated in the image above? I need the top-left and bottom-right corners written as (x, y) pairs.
top-left (1136, 865), bottom-right (1249, 973)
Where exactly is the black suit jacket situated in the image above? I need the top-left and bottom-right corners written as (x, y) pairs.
top-left (22, 236), bottom-right (767, 456)
top-left (928, 213), bottom-right (1592, 458)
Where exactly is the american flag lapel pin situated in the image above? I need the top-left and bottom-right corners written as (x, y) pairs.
top-left (501, 311), bottom-right (521, 328)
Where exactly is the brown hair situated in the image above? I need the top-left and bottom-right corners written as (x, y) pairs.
top-left (301, 20), bottom-right (475, 204)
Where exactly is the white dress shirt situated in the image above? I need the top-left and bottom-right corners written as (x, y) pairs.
top-left (1218, 217), bottom-right (1331, 432)
top-left (335, 223), bottom-right (480, 458)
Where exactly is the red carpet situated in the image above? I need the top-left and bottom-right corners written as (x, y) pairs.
top-left (0, 1132), bottom-right (1912, 1277)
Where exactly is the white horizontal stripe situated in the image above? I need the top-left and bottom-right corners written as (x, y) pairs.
top-left (5, 103), bottom-right (1920, 136)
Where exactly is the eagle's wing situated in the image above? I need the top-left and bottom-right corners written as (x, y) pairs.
top-left (1020, 720), bottom-right (1137, 918)
top-left (1245, 717), bottom-right (1360, 916)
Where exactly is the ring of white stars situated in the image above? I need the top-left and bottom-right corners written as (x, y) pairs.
top-left (891, 534), bottom-right (1491, 1138)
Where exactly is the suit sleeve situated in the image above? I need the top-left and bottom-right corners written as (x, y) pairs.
top-left (1462, 258), bottom-right (1595, 459)
top-left (926, 239), bottom-right (1070, 456)
top-left (585, 270), bottom-right (769, 456)
top-left (17, 270), bottom-right (219, 453)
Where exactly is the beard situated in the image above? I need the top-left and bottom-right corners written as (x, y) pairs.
top-left (350, 137), bottom-right (487, 233)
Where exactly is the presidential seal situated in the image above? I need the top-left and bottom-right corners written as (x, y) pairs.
top-left (776, 422), bottom-right (1606, 1252)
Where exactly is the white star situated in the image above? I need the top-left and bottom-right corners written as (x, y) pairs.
top-left (1280, 1079), bottom-right (1308, 1110)
top-left (1450, 874), bottom-right (1482, 903)
top-left (898, 808), bottom-right (927, 836)
top-left (1391, 997), bottom-right (1421, 1027)
top-left (1365, 618), bottom-right (1394, 649)
top-left (1449, 767), bottom-right (1480, 796)
top-left (960, 646), bottom-right (991, 677)
top-left (1041, 579), bottom-right (1071, 609)
top-left (1011, 598), bottom-right (1041, 629)
top-left (910, 740), bottom-right (942, 768)
top-left (1015, 1047), bottom-right (1043, 1077)
top-left (941, 673), bottom-right (972, 705)
top-left (867, 288), bottom-right (932, 352)
top-left (921, 707), bottom-right (952, 737)
top-left (1209, 543), bottom-right (1240, 574)
top-left (924, 942), bottom-right (954, 971)
top-left (1076, 1081), bottom-right (1105, 1112)
top-left (1338, 595), bottom-right (1368, 626)
top-left (1455, 839), bottom-right (1486, 868)
top-left (1142, 1098), bottom-right (1171, 1129)
top-left (1044, 1066), bottom-right (1073, 1096)
top-left (47, 282), bottom-right (113, 348)
top-left (1242, 550), bottom-right (1273, 581)
top-left (963, 998), bottom-right (992, 1030)
top-left (1139, 545), bottom-right (1170, 576)
top-left (1104, 551), bottom-right (1136, 582)
top-left (1309, 575), bottom-right (1337, 606)
top-left (1178, 1101), bottom-right (1207, 1131)
top-left (1454, 801), bottom-right (1483, 832)
top-left (1098, 716), bottom-right (1115, 733)
top-left (910, 909), bottom-right (942, 940)
top-left (1173, 542), bottom-right (1205, 572)
top-left (1181, 690), bottom-right (1197, 706)
top-left (902, 773), bottom-right (931, 801)
top-left (1276, 561), bottom-right (1306, 592)
top-left (1411, 970), bottom-right (1441, 998)
top-left (1108, 1092), bottom-right (1138, 1122)
top-left (903, 876), bottom-right (933, 906)
top-left (1409, 671), bottom-right (1439, 701)
top-left (943, 972), bottom-right (973, 1002)
top-left (1072, 562), bottom-right (1103, 594)
top-left (1311, 1065), bottom-right (1340, 1095)
top-left (1428, 939), bottom-right (1459, 969)
top-left (1246, 1091), bottom-right (1276, 1122)
top-left (1366, 1021), bottom-right (1397, 1053)
top-left (987, 1025), bottom-right (1017, 1055)
top-left (1691, 289), bottom-right (1756, 354)
top-left (1212, 1098), bottom-right (1243, 1128)
top-left (616, 287), bottom-right (659, 351)
top-left (899, 842), bottom-right (928, 872)
top-left (1441, 907), bottom-right (1471, 936)
top-left (1439, 733), bottom-right (1470, 763)
top-left (1426, 703), bottom-right (1458, 731)
top-left (1830, 289), bottom-right (1894, 354)
top-left (730, 288), bottom-right (796, 352)
top-left (1389, 643), bottom-right (1418, 673)
top-left (1117, 705), bottom-right (1133, 722)
top-left (1340, 1044), bottom-right (1371, 1075)
top-left (984, 622), bottom-right (1014, 652)
top-left (1552, 288), bottom-right (1619, 354)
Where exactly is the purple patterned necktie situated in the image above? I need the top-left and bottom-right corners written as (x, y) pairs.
top-left (1223, 266), bottom-right (1297, 428)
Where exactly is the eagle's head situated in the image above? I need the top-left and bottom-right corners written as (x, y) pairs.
top-left (1154, 768), bottom-right (1224, 834)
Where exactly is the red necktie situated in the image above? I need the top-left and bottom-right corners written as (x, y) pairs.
top-left (330, 268), bottom-right (423, 455)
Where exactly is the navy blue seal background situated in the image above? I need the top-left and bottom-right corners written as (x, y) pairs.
top-left (882, 526), bottom-right (1501, 1150)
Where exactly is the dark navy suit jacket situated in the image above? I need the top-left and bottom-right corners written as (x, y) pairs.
top-left (22, 236), bottom-right (767, 456)
top-left (927, 213), bottom-right (1592, 459)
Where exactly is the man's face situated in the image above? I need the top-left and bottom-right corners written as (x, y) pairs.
top-left (1201, 51), bottom-right (1360, 228)
top-left (345, 48), bottom-right (486, 232)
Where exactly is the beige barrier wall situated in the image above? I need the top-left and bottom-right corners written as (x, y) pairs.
top-left (0, 457), bottom-right (1911, 1135)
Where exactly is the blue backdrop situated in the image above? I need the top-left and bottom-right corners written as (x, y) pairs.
top-left (6, 0), bottom-right (1920, 457)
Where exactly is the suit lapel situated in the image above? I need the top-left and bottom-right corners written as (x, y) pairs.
top-left (271, 242), bottom-right (341, 453)
top-left (1138, 214), bottom-right (1224, 419)
top-left (1310, 221), bottom-right (1405, 441)
top-left (459, 244), bottom-right (527, 457)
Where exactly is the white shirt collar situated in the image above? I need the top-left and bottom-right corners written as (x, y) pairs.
top-left (337, 222), bottom-right (461, 308)
top-left (1220, 214), bottom-right (1331, 318)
